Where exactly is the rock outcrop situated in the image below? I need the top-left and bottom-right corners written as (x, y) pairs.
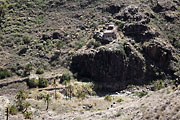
top-left (115, 5), bottom-right (154, 24)
top-left (122, 23), bottom-right (158, 42)
top-left (143, 39), bottom-right (174, 69)
top-left (71, 38), bottom-right (179, 91)
top-left (70, 0), bottom-right (180, 91)
top-left (71, 42), bottom-right (147, 91)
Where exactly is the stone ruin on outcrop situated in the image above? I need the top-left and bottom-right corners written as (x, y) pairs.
top-left (93, 24), bottom-right (118, 44)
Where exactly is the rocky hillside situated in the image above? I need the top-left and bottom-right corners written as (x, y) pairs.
top-left (0, 0), bottom-right (180, 82)
top-left (0, 0), bottom-right (180, 120)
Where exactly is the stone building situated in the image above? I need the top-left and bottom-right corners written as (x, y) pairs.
top-left (103, 24), bottom-right (117, 40)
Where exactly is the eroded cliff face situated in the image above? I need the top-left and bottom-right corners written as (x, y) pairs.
top-left (71, 40), bottom-right (179, 91)
top-left (71, 42), bottom-right (144, 91)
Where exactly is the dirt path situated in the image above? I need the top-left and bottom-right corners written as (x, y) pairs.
top-left (0, 68), bottom-right (67, 88)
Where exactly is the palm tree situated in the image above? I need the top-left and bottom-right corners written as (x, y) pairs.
top-left (6, 107), bottom-right (8, 120)
top-left (53, 79), bottom-right (57, 100)
top-left (16, 90), bottom-right (27, 101)
top-left (16, 90), bottom-right (27, 111)
top-left (67, 85), bottom-right (73, 100)
top-left (25, 64), bottom-right (33, 76)
top-left (23, 102), bottom-right (31, 113)
top-left (62, 80), bottom-right (69, 100)
top-left (44, 94), bottom-right (51, 111)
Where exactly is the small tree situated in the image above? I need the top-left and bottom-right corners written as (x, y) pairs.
top-left (16, 90), bottom-right (28, 111)
top-left (61, 72), bottom-right (73, 82)
top-left (67, 85), bottom-right (73, 100)
top-left (62, 80), bottom-right (69, 100)
top-left (8, 105), bottom-right (18, 115)
top-left (0, 69), bottom-right (12, 79)
top-left (104, 95), bottom-right (112, 102)
top-left (53, 79), bottom-right (57, 99)
top-left (16, 90), bottom-right (27, 101)
top-left (44, 94), bottom-right (51, 111)
top-left (36, 67), bottom-right (44, 74)
top-left (23, 111), bottom-right (33, 119)
top-left (25, 64), bottom-right (33, 76)
top-left (23, 102), bottom-right (31, 113)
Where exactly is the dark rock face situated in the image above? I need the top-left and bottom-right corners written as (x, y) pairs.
top-left (122, 23), bottom-right (158, 42)
top-left (144, 40), bottom-right (173, 69)
top-left (151, 0), bottom-right (177, 13)
top-left (71, 42), bottom-right (146, 91)
top-left (106, 4), bottom-right (124, 14)
top-left (71, 39), bottom-right (179, 91)
top-left (115, 5), bottom-right (159, 42)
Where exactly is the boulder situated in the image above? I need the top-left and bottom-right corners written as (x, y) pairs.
top-left (164, 11), bottom-right (178, 22)
top-left (41, 34), bottom-right (51, 41)
top-left (106, 4), bottom-right (124, 14)
top-left (52, 31), bottom-right (62, 39)
top-left (18, 47), bottom-right (28, 56)
top-left (151, 0), bottom-right (177, 13)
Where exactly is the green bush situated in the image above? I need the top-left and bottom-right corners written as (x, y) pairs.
top-left (62, 80), bottom-right (70, 86)
top-left (25, 64), bottom-right (33, 71)
top-left (76, 92), bottom-right (87, 99)
top-left (61, 72), bottom-right (73, 82)
top-left (36, 67), bottom-right (44, 74)
top-left (174, 40), bottom-right (180, 48)
top-left (104, 95), bottom-right (112, 102)
top-left (92, 91), bottom-right (97, 96)
top-left (118, 43), bottom-right (125, 56)
top-left (152, 80), bottom-right (165, 91)
top-left (75, 41), bottom-right (86, 49)
top-left (87, 39), bottom-right (101, 48)
top-left (0, 69), bottom-right (12, 79)
top-left (39, 78), bottom-right (49, 88)
top-left (8, 105), bottom-right (18, 115)
top-left (37, 91), bottom-right (47, 100)
top-left (117, 98), bottom-right (124, 103)
top-left (23, 111), bottom-right (33, 119)
top-left (56, 41), bottom-right (65, 49)
top-left (16, 90), bottom-right (28, 101)
top-left (117, 21), bottom-right (125, 30)
top-left (0, 1), bottom-right (8, 22)
top-left (27, 78), bottom-right (39, 88)
top-left (25, 64), bottom-right (33, 76)
top-left (134, 91), bottom-right (148, 98)
top-left (23, 36), bottom-right (31, 44)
